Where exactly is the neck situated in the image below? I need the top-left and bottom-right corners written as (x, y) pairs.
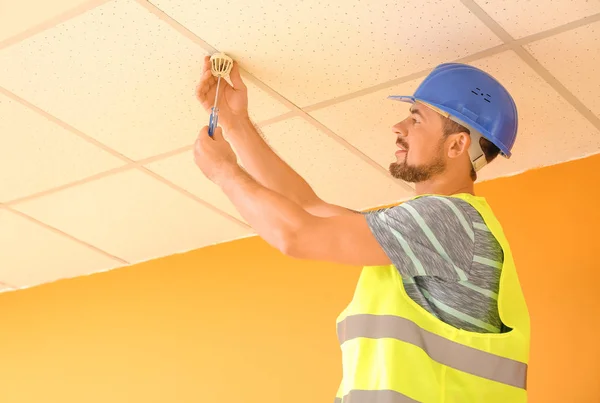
top-left (413, 171), bottom-right (474, 196)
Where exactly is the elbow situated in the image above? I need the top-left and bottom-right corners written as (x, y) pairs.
top-left (275, 212), bottom-right (316, 259)
top-left (278, 228), bottom-right (303, 259)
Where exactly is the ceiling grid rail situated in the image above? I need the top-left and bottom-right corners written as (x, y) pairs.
top-left (458, 0), bottom-right (600, 132)
top-left (2, 1), bottom-right (599, 208)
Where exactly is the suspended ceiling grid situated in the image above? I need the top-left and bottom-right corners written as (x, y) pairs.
top-left (1, 0), bottom-right (600, 292)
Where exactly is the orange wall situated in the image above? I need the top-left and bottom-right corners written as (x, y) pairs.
top-left (1, 154), bottom-right (599, 403)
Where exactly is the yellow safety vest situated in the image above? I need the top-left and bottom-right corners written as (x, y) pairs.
top-left (335, 193), bottom-right (530, 403)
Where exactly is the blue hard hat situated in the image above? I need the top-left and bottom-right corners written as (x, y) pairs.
top-left (388, 63), bottom-right (518, 158)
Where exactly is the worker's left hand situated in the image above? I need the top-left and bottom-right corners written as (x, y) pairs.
top-left (194, 126), bottom-right (239, 185)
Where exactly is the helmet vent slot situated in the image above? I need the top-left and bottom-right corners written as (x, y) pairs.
top-left (471, 87), bottom-right (492, 103)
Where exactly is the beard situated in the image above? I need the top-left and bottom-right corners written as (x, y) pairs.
top-left (389, 145), bottom-right (446, 183)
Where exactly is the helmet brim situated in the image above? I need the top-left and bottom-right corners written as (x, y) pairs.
top-left (387, 95), bottom-right (415, 103)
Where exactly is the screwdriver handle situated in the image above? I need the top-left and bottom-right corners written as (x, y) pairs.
top-left (208, 106), bottom-right (219, 137)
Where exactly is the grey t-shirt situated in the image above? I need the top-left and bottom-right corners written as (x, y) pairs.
top-left (363, 195), bottom-right (506, 333)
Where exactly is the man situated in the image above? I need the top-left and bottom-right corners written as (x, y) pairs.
top-left (193, 57), bottom-right (530, 402)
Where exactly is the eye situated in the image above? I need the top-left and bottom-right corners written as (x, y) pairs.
top-left (412, 117), bottom-right (420, 124)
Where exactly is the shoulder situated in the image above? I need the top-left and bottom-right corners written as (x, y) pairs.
top-left (365, 195), bottom-right (477, 229)
top-left (363, 195), bottom-right (479, 280)
top-left (363, 195), bottom-right (480, 252)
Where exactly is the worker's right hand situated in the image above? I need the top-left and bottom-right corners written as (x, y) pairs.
top-left (196, 55), bottom-right (249, 130)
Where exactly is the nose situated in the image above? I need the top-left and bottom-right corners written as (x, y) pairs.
top-left (392, 120), bottom-right (408, 137)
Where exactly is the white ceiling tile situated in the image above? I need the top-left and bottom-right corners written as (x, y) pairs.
top-left (472, 0), bottom-right (600, 38)
top-left (0, 94), bottom-right (125, 203)
top-left (245, 77), bottom-right (291, 122)
top-left (144, 152), bottom-right (246, 223)
top-left (311, 50), bottom-right (600, 183)
top-left (0, 208), bottom-right (122, 288)
top-left (309, 78), bottom-right (423, 172)
top-left (525, 21), bottom-right (600, 118)
top-left (151, 0), bottom-right (502, 107)
top-left (0, 0), bottom-right (92, 43)
top-left (258, 117), bottom-right (414, 210)
top-left (0, 0), bottom-right (287, 162)
top-left (11, 169), bottom-right (254, 264)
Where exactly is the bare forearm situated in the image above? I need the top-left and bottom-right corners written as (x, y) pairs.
top-left (223, 117), bottom-right (319, 206)
top-left (217, 165), bottom-right (312, 253)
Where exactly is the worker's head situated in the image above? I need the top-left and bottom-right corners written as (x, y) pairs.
top-left (387, 63), bottom-right (517, 184)
top-left (389, 102), bottom-right (500, 182)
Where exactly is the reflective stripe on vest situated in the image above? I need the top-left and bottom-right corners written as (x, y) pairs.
top-left (338, 314), bottom-right (527, 389)
top-left (334, 389), bottom-right (420, 403)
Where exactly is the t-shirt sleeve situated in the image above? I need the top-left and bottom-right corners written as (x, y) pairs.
top-left (363, 196), bottom-right (475, 281)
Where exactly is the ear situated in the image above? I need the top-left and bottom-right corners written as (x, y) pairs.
top-left (446, 132), bottom-right (471, 159)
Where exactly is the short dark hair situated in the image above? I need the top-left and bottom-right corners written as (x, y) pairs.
top-left (441, 117), bottom-right (500, 181)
